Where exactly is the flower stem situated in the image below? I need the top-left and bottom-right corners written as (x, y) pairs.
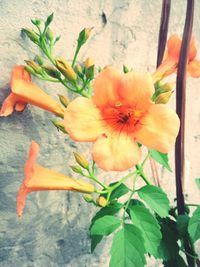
top-left (135, 164), bottom-right (151, 185)
top-left (72, 44), bottom-right (81, 68)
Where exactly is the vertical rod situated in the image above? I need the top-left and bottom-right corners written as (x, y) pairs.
top-left (156, 0), bottom-right (171, 67)
top-left (175, 0), bottom-right (194, 216)
top-left (175, 1), bottom-right (195, 266)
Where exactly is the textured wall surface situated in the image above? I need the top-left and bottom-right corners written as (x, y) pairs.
top-left (0, 0), bottom-right (200, 266)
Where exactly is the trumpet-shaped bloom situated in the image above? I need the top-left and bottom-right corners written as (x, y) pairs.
top-left (64, 66), bottom-right (180, 171)
top-left (17, 141), bottom-right (94, 217)
top-left (0, 66), bottom-right (64, 117)
top-left (153, 34), bottom-right (200, 82)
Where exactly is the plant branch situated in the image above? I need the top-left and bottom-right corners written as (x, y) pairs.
top-left (175, 0), bottom-right (196, 266)
top-left (156, 0), bottom-right (171, 67)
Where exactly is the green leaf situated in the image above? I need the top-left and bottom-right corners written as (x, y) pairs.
top-left (195, 178), bottom-right (200, 190)
top-left (163, 255), bottom-right (187, 267)
top-left (130, 205), bottom-right (162, 257)
top-left (90, 235), bottom-right (103, 253)
top-left (176, 214), bottom-right (189, 238)
top-left (89, 203), bottom-right (123, 252)
top-left (188, 206), bottom-right (200, 243)
top-left (157, 218), bottom-right (179, 260)
top-left (110, 224), bottom-right (146, 267)
top-left (90, 202), bottom-right (123, 228)
top-left (109, 183), bottom-right (129, 200)
top-left (90, 215), bottom-right (121, 236)
top-left (138, 185), bottom-right (170, 217)
top-left (149, 148), bottom-right (172, 172)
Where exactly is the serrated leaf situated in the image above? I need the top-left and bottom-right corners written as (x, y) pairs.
top-left (90, 235), bottom-right (103, 253)
top-left (188, 206), bottom-right (200, 243)
top-left (90, 202), bottom-right (123, 228)
top-left (163, 255), bottom-right (187, 267)
top-left (176, 214), bottom-right (189, 238)
top-left (195, 178), bottom-right (200, 190)
top-left (158, 218), bottom-right (179, 260)
top-left (109, 183), bottom-right (129, 200)
top-left (90, 215), bottom-right (121, 236)
top-left (130, 205), bottom-right (162, 257)
top-left (149, 149), bottom-right (172, 172)
top-left (89, 203), bottom-right (123, 252)
top-left (110, 224), bottom-right (146, 267)
top-left (138, 185), bottom-right (170, 217)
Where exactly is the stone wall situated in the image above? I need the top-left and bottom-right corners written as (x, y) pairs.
top-left (0, 0), bottom-right (199, 266)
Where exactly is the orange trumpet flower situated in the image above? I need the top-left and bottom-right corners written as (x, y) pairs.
top-left (0, 65), bottom-right (64, 117)
top-left (17, 141), bottom-right (94, 217)
top-left (64, 66), bottom-right (180, 172)
top-left (153, 34), bottom-right (200, 82)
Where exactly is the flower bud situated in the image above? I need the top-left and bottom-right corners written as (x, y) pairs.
top-left (46, 28), bottom-right (54, 41)
top-left (22, 28), bottom-right (39, 44)
top-left (34, 55), bottom-right (44, 66)
top-left (55, 58), bottom-right (77, 81)
top-left (25, 60), bottom-right (42, 74)
top-left (85, 65), bottom-right (94, 80)
top-left (75, 64), bottom-right (83, 78)
top-left (73, 152), bottom-right (89, 169)
top-left (78, 27), bottom-right (93, 45)
top-left (58, 94), bottom-right (70, 107)
top-left (84, 57), bottom-right (94, 68)
top-left (83, 194), bottom-right (93, 203)
top-left (51, 119), bottom-right (68, 134)
top-left (155, 90), bottom-right (174, 104)
top-left (24, 66), bottom-right (36, 75)
top-left (123, 65), bottom-right (129, 73)
top-left (70, 165), bottom-right (83, 174)
top-left (43, 66), bottom-right (60, 79)
top-left (96, 196), bottom-right (108, 207)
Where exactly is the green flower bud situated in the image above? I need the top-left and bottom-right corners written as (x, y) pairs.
top-left (78, 27), bottom-right (93, 45)
top-left (46, 28), bottom-right (54, 41)
top-left (51, 120), bottom-right (68, 134)
top-left (70, 165), bottom-right (83, 174)
top-left (83, 194), bottom-right (93, 203)
top-left (34, 55), bottom-right (44, 66)
top-left (43, 66), bottom-right (61, 79)
top-left (24, 60), bottom-right (42, 74)
top-left (22, 28), bottom-right (39, 44)
top-left (58, 94), bottom-right (69, 107)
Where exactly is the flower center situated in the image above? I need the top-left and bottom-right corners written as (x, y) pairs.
top-left (101, 103), bottom-right (145, 133)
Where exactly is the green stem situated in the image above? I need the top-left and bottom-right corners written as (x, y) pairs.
top-left (72, 44), bottom-right (81, 68)
top-left (136, 164), bottom-right (151, 185)
top-left (122, 174), bottom-right (138, 222)
top-left (141, 152), bottom-right (150, 167)
top-left (110, 170), bottom-right (138, 191)
top-left (87, 169), bottom-right (108, 190)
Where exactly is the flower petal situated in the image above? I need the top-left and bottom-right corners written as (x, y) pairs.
top-left (0, 93), bottom-right (19, 116)
top-left (135, 104), bottom-right (180, 153)
top-left (92, 133), bottom-right (141, 171)
top-left (92, 66), bottom-right (122, 107)
top-left (167, 34), bottom-right (197, 62)
top-left (64, 97), bottom-right (106, 141)
top-left (10, 66), bottom-right (64, 117)
top-left (118, 71), bottom-right (154, 110)
top-left (188, 59), bottom-right (200, 77)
